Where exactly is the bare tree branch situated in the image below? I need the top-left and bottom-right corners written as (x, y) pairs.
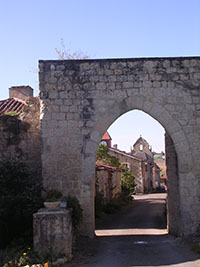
top-left (55, 38), bottom-right (89, 60)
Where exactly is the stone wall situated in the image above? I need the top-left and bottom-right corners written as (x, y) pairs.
top-left (0, 97), bottom-right (41, 179)
top-left (39, 57), bottom-right (200, 237)
top-left (154, 157), bottom-right (166, 175)
top-left (96, 166), bottom-right (122, 202)
top-left (152, 165), bottom-right (161, 189)
top-left (165, 132), bottom-right (181, 235)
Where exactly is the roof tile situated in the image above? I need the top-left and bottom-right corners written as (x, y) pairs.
top-left (0, 98), bottom-right (25, 115)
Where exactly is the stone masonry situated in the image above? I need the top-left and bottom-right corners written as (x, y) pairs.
top-left (165, 132), bottom-right (180, 236)
top-left (33, 208), bottom-right (72, 258)
top-left (0, 97), bottom-right (41, 180)
top-left (39, 57), bottom-right (200, 237)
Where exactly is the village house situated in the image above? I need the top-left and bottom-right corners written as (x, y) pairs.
top-left (0, 86), bottom-right (41, 181)
top-left (97, 132), bottom-right (161, 197)
top-left (0, 86), bottom-right (33, 115)
top-left (131, 136), bottom-right (161, 192)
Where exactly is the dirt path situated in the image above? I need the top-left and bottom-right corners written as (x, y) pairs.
top-left (66, 193), bottom-right (200, 267)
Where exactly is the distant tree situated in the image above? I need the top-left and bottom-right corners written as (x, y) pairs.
top-left (55, 38), bottom-right (89, 60)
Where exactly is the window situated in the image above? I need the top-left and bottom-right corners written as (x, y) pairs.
top-left (140, 143), bottom-right (143, 151)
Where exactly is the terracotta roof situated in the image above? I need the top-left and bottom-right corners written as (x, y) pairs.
top-left (0, 98), bottom-right (25, 115)
top-left (161, 174), bottom-right (167, 179)
top-left (102, 131), bottom-right (112, 141)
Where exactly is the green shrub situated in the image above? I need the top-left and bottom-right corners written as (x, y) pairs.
top-left (121, 168), bottom-right (136, 198)
top-left (62, 195), bottom-right (83, 232)
top-left (0, 159), bottom-right (43, 248)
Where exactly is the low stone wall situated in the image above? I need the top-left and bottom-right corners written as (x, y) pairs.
top-left (33, 208), bottom-right (72, 259)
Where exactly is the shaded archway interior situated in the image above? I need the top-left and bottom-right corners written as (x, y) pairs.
top-left (94, 109), bottom-right (180, 237)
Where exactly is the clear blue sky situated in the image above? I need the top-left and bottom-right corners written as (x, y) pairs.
top-left (0, 0), bottom-right (199, 152)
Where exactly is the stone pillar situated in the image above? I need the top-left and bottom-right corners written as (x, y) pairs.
top-left (33, 208), bottom-right (72, 259)
top-left (165, 132), bottom-right (181, 236)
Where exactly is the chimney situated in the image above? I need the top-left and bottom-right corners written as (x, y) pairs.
top-left (9, 86), bottom-right (33, 101)
top-left (113, 144), bottom-right (118, 149)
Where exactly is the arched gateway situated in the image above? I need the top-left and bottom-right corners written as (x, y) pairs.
top-left (39, 57), bottom-right (200, 237)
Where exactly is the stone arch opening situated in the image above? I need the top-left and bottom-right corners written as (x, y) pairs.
top-left (92, 105), bottom-right (182, 237)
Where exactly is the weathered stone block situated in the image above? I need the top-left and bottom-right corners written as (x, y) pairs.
top-left (96, 82), bottom-right (107, 90)
top-left (33, 208), bottom-right (72, 259)
top-left (52, 112), bottom-right (65, 121)
top-left (122, 81), bottom-right (134, 89)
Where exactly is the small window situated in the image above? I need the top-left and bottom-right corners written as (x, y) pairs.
top-left (140, 144), bottom-right (143, 151)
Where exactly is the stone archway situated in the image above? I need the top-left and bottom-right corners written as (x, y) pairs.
top-left (90, 99), bottom-right (188, 237)
top-left (39, 57), bottom-right (200, 237)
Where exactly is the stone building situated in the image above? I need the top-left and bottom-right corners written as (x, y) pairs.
top-left (131, 136), bottom-right (161, 192)
top-left (109, 146), bottom-right (144, 193)
top-left (101, 132), bottom-right (161, 194)
top-left (0, 86), bottom-right (41, 180)
top-left (0, 86), bottom-right (34, 116)
top-left (131, 136), bottom-right (153, 158)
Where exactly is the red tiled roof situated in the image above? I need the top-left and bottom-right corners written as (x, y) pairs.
top-left (0, 98), bottom-right (25, 115)
top-left (161, 174), bottom-right (167, 179)
top-left (102, 131), bottom-right (112, 141)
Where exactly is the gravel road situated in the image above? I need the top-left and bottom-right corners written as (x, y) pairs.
top-left (66, 193), bottom-right (200, 267)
